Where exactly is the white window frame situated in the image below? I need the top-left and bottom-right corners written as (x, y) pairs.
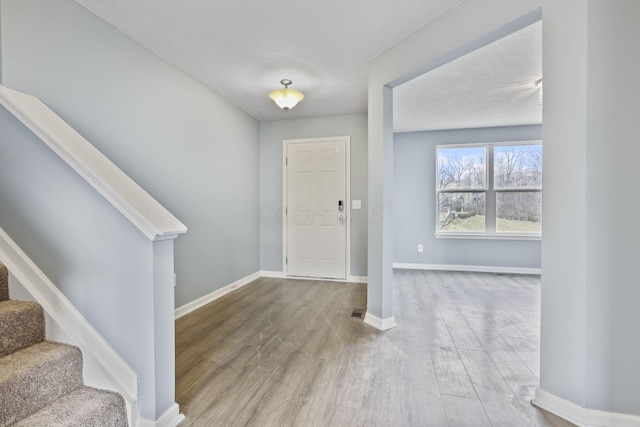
top-left (435, 140), bottom-right (542, 240)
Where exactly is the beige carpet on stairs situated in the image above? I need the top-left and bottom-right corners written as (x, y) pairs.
top-left (0, 262), bottom-right (128, 426)
top-left (0, 263), bottom-right (8, 302)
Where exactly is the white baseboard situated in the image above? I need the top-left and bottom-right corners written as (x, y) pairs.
top-left (532, 388), bottom-right (640, 427)
top-left (393, 262), bottom-right (541, 275)
top-left (175, 271), bottom-right (260, 319)
top-left (260, 270), bottom-right (286, 278)
top-left (137, 403), bottom-right (184, 427)
top-left (363, 312), bottom-right (396, 331)
top-left (261, 270), bottom-right (367, 283)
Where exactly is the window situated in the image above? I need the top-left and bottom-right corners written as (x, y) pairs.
top-left (436, 141), bottom-right (542, 238)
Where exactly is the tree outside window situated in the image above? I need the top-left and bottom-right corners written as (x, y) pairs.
top-left (436, 142), bottom-right (542, 236)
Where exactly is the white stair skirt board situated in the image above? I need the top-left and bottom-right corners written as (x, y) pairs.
top-left (363, 312), bottom-right (396, 331)
top-left (393, 263), bottom-right (541, 275)
top-left (137, 403), bottom-right (184, 427)
top-left (532, 388), bottom-right (640, 427)
top-left (175, 272), bottom-right (261, 319)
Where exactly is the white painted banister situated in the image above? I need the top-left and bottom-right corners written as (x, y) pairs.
top-left (0, 85), bottom-right (187, 241)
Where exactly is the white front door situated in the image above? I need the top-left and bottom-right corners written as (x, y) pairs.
top-left (285, 137), bottom-right (347, 279)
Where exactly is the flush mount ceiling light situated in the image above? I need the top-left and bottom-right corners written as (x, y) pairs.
top-left (269, 79), bottom-right (304, 111)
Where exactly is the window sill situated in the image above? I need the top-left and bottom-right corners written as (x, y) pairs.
top-left (434, 232), bottom-right (541, 241)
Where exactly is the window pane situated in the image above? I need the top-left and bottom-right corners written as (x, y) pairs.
top-left (496, 192), bottom-right (541, 233)
top-left (437, 146), bottom-right (486, 190)
top-left (494, 144), bottom-right (542, 189)
top-left (438, 192), bottom-right (486, 232)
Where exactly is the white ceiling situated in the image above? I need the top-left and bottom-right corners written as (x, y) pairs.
top-left (73, 0), bottom-right (541, 132)
top-left (394, 20), bottom-right (542, 132)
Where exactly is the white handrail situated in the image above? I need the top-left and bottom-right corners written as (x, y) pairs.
top-left (0, 85), bottom-right (187, 241)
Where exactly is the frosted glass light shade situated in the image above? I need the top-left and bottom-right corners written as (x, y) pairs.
top-left (269, 88), bottom-right (304, 110)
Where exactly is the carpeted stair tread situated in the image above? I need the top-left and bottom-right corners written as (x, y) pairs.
top-left (0, 340), bottom-right (83, 425)
top-left (0, 262), bottom-right (128, 425)
top-left (0, 263), bottom-right (8, 302)
top-left (0, 300), bottom-right (45, 357)
top-left (12, 385), bottom-right (128, 427)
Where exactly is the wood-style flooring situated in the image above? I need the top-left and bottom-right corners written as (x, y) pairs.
top-left (175, 270), bottom-right (575, 427)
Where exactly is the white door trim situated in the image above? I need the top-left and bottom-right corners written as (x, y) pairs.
top-left (282, 136), bottom-right (351, 280)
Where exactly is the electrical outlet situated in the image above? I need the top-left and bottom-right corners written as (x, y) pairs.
top-left (418, 244), bottom-right (424, 253)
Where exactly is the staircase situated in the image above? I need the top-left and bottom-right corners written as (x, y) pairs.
top-left (0, 263), bottom-right (128, 426)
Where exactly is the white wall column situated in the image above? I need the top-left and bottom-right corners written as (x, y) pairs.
top-left (535, 0), bottom-right (640, 422)
top-left (537, 0), bottom-right (589, 411)
top-left (365, 85), bottom-right (395, 329)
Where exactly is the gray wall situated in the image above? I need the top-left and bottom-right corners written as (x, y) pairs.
top-left (540, 0), bottom-right (588, 408)
top-left (584, 1), bottom-right (640, 412)
top-left (1, 0), bottom-right (260, 308)
top-left (541, 0), bottom-right (640, 416)
top-left (394, 125), bottom-right (541, 269)
top-left (259, 114), bottom-right (368, 277)
top-left (0, 4), bottom-right (2, 83)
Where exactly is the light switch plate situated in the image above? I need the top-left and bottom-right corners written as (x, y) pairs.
top-left (352, 200), bottom-right (362, 209)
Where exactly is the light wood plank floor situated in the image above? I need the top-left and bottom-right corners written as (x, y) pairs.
top-left (176, 270), bottom-right (575, 427)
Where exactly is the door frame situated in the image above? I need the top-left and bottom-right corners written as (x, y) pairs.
top-left (282, 136), bottom-right (351, 280)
